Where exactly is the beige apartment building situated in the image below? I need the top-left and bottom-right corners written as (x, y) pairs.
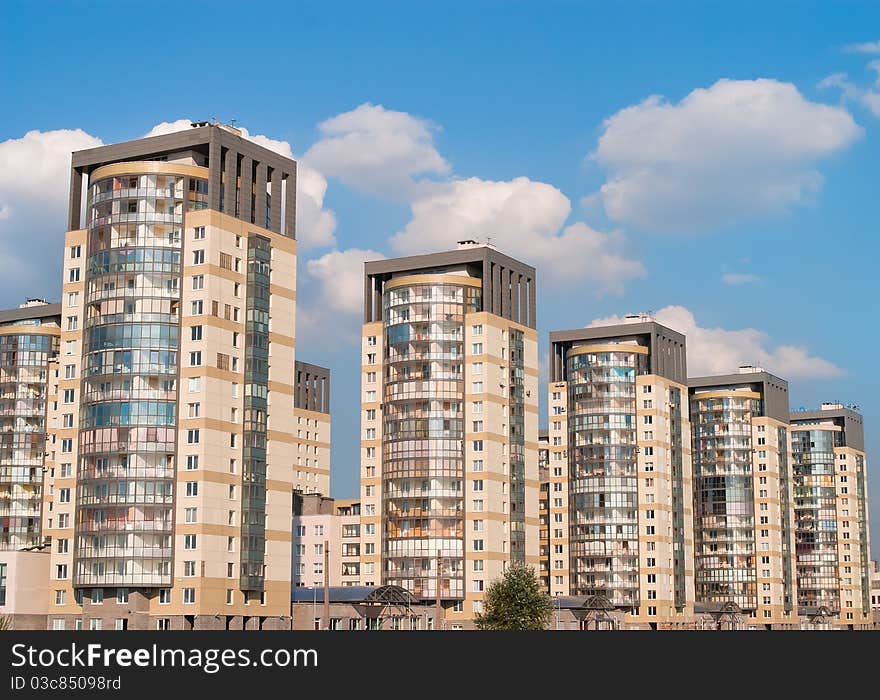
top-left (548, 314), bottom-right (695, 629)
top-left (538, 429), bottom-right (550, 592)
top-left (43, 123), bottom-right (299, 631)
top-left (689, 368), bottom-right (797, 628)
top-left (292, 494), bottom-right (360, 589)
top-left (359, 242), bottom-right (540, 627)
top-left (292, 361), bottom-right (331, 496)
top-left (0, 301), bottom-right (61, 628)
top-left (791, 402), bottom-right (872, 628)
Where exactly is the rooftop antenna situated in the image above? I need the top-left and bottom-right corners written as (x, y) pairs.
top-left (229, 118), bottom-right (237, 127)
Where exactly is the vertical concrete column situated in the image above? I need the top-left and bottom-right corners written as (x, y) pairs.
top-left (68, 167), bottom-right (83, 230)
top-left (239, 156), bottom-right (253, 224)
top-left (500, 267), bottom-right (509, 320)
top-left (364, 275), bottom-right (373, 322)
top-left (491, 264), bottom-right (502, 316)
top-left (208, 133), bottom-right (222, 213)
top-left (526, 277), bottom-right (538, 328)
top-left (270, 168), bottom-right (282, 234)
top-left (223, 148), bottom-right (238, 216)
top-left (284, 168), bottom-right (297, 238)
top-left (518, 274), bottom-right (528, 327)
top-left (254, 162), bottom-right (268, 229)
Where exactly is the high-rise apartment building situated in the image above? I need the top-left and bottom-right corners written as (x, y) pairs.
top-left (359, 242), bottom-right (539, 626)
top-left (790, 402), bottom-right (871, 628)
top-left (292, 494), bottom-right (361, 589)
top-left (689, 368), bottom-right (797, 627)
top-left (549, 315), bottom-right (695, 628)
top-left (0, 301), bottom-right (60, 629)
top-left (538, 429), bottom-right (551, 592)
top-left (46, 123), bottom-right (298, 630)
top-left (0, 300), bottom-right (61, 551)
top-left (292, 361), bottom-right (330, 496)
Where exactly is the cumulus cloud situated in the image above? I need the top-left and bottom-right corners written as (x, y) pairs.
top-left (297, 248), bottom-right (385, 346)
top-left (820, 61), bottom-right (880, 118)
top-left (846, 40), bottom-right (880, 54)
top-left (304, 103), bottom-right (450, 201)
top-left (721, 272), bottom-right (760, 285)
top-left (589, 78), bottom-right (861, 232)
top-left (590, 305), bottom-right (843, 379)
top-left (390, 177), bottom-right (644, 293)
top-left (141, 118), bottom-right (337, 249)
top-left (0, 128), bottom-right (104, 303)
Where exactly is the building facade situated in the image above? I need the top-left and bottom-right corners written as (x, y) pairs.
top-left (538, 429), bottom-right (550, 593)
top-left (359, 242), bottom-right (539, 626)
top-left (292, 361), bottom-right (330, 496)
top-left (292, 494), bottom-right (361, 590)
top-left (0, 301), bottom-right (61, 552)
top-left (45, 123), bottom-right (299, 631)
top-left (689, 368), bottom-right (797, 628)
top-left (548, 315), bottom-right (695, 628)
top-left (791, 403), bottom-right (871, 628)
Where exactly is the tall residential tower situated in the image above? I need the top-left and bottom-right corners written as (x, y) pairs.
top-left (549, 315), bottom-right (695, 628)
top-left (359, 242), bottom-right (539, 627)
top-left (46, 123), bottom-right (298, 630)
top-left (689, 368), bottom-right (797, 627)
top-left (791, 402), bottom-right (871, 628)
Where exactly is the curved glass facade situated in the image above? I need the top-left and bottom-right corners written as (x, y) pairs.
top-left (792, 428), bottom-right (839, 611)
top-left (74, 171), bottom-right (194, 587)
top-left (382, 278), bottom-right (480, 600)
top-left (0, 328), bottom-right (57, 549)
top-left (567, 346), bottom-right (645, 606)
top-left (690, 394), bottom-right (759, 610)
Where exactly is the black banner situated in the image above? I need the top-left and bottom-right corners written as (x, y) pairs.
top-left (1, 630), bottom-right (874, 695)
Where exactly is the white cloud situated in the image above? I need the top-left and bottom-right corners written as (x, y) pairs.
top-left (141, 118), bottom-right (336, 249)
top-left (0, 128), bottom-right (104, 302)
top-left (589, 78), bottom-right (862, 232)
top-left (721, 272), bottom-right (759, 285)
top-left (820, 61), bottom-right (880, 118)
top-left (847, 40), bottom-right (880, 54)
top-left (590, 305), bottom-right (843, 379)
top-left (304, 103), bottom-right (450, 201)
top-left (390, 177), bottom-right (644, 294)
top-left (143, 119), bottom-right (195, 138)
top-left (298, 248), bottom-right (385, 347)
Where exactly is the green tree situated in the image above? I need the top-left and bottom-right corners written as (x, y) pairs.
top-left (475, 562), bottom-right (553, 630)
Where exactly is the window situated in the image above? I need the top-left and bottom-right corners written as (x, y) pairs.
top-left (185, 507), bottom-right (198, 523)
top-left (69, 245), bottom-right (81, 259)
top-left (193, 250), bottom-right (205, 265)
top-left (68, 267), bottom-right (80, 282)
top-left (473, 539), bottom-right (484, 551)
top-left (54, 590), bottom-right (66, 605)
top-left (471, 381), bottom-right (483, 393)
top-left (642, 385), bottom-right (652, 393)
top-left (183, 588), bottom-right (196, 604)
top-left (191, 300), bottom-right (203, 315)
top-left (117, 588), bottom-right (129, 604)
top-left (92, 588), bottom-right (104, 604)
top-left (188, 377), bottom-right (201, 393)
top-left (472, 459), bottom-right (484, 472)
top-left (472, 440), bottom-right (483, 452)
top-left (61, 439), bottom-right (72, 453)
top-left (187, 402), bottom-right (200, 418)
top-left (184, 534), bottom-right (197, 550)
top-left (89, 619), bottom-right (103, 630)
top-left (472, 343), bottom-right (483, 354)
top-left (156, 618), bottom-right (170, 631)
top-left (59, 488), bottom-right (71, 503)
top-left (472, 325), bottom-right (483, 336)
top-left (473, 479), bottom-right (484, 492)
top-left (63, 388), bottom-right (75, 403)
top-left (191, 325), bottom-right (203, 341)
top-left (366, 336), bottom-right (377, 346)
top-left (189, 351), bottom-right (202, 366)
top-left (187, 429), bottom-right (200, 444)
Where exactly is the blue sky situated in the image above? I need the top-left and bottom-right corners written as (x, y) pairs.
top-left (3, 1), bottom-right (880, 553)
